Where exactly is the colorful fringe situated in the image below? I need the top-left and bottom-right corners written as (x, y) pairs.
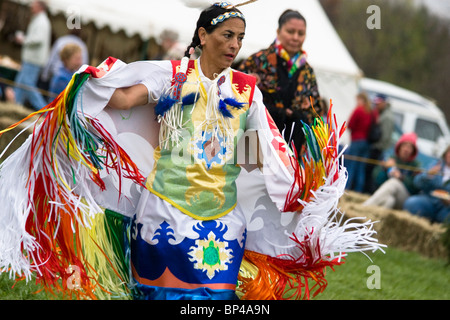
top-left (0, 58), bottom-right (145, 299)
top-left (284, 101), bottom-right (346, 212)
top-left (1, 60), bottom-right (384, 300)
top-left (237, 102), bottom-right (383, 300)
top-left (237, 246), bottom-right (344, 300)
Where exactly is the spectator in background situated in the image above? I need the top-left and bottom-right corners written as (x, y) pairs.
top-left (363, 132), bottom-right (420, 210)
top-left (13, 0), bottom-right (51, 110)
top-left (157, 29), bottom-right (185, 60)
top-left (41, 29), bottom-right (89, 88)
top-left (48, 43), bottom-right (83, 98)
top-left (403, 146), bottom-right (450, 223)
top-left (364, 94), bottom-right (395, 193)
top-left (345, 92), bottom-right (374, 192)
top-left (238, 9), bottom-right (322, 156)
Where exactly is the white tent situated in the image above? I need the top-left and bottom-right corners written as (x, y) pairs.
top-left (15, 0), bottom-right (362, 143)
top-left (239, 0), bottom-right (363, 145)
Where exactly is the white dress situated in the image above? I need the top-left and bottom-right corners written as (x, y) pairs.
top-left (0, 57), bottom-right (385, 300)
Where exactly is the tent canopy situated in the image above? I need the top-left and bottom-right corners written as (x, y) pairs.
top-left (12, 0), bottom-right (362, 142)
top-left (24, 0), bottom-right (361, 77)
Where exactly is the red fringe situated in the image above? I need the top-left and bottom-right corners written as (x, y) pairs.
top-left (238, 231), bottom-right (345, 300)
top-left (283, 102), bottom-right (346, 212)
top-left (26, 174), bottom-right (98, 299)
top-left (88, 118), bottom-right (146, 191)
top-left (19, 76), bottom-right (145, 299)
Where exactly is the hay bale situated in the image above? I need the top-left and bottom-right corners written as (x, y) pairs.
top-left (341, 190), bottom-right (370, 204)
top-left (0, 102), bottom-right (35, 120)
top-left (0, 116), bottom-right (33, 160)
top-left (339, 191), bottom-right (447, 260)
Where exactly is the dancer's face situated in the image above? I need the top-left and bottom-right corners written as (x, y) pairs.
top-left (199, 18), bottom-right (245, 76)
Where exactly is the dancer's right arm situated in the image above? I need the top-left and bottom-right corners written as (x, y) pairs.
top-left (107, 84), bottom-right (149, 110)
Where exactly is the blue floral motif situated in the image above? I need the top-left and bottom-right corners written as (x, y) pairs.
top-left (131, 219), bottom-right (245, 286)
top-left (194, 130), bottom-right (227, 170)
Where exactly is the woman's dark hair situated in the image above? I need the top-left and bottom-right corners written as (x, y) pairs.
top-left (184, 4), bottom-right (245, 57)
top-left (278, 9), bottom-right (306, 29)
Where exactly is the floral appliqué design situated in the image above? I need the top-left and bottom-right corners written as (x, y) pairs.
top-left (191, 129), bottom-right (232, 170)
top-left (188, 231), bottom-right (233, 279)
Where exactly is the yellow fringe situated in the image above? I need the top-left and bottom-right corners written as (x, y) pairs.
top-left (78, 206), bottom-right (132, 300)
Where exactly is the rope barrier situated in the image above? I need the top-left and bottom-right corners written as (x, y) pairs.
top-left (0, 75), bottom-right (442, 177)
top-left (344, 154), bottom-right (439, 176)
top-left (0, 75), bottom-right (57, 99)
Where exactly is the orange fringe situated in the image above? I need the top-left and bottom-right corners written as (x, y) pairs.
top-left (283, 101), bottom-right (346, 212)
top-left (238, 237), bottom-right (345, 300)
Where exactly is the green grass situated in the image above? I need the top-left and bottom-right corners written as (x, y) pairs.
top-left (1, 247), bottom-right (449, 300)
top-left (315, 247), bottom-right (450, 300)
top-left (0, 274), bottom-right (51, 300)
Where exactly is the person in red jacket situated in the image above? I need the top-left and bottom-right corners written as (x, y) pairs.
top-left (345, 92), bottom-right (375, 192)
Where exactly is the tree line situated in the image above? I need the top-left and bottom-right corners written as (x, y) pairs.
top-left (320, 0), bottom-right (450, 125)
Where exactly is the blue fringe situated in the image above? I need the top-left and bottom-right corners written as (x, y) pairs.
top-left (301, 121), bottom-right (321, 162)
top-left (223, 97), bottom-right (246, 109)
top-left (154, 95), bottom-right (178, 117)
top-left (181, 92), bottom-right (199, 109)
top-left (155, 94), bottom-right (245, 118)
top-left (219, 99), bottom-right (234, 118)
top-left (218, 97), bottom-right (247, 118)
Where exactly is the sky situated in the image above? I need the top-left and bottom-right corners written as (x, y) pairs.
top-left (414, 0), bottom-right (450, 19)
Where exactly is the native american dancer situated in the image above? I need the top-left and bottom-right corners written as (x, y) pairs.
top-left (0, 2), bottom-right (384, 300)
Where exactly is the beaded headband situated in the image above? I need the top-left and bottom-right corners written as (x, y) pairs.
top-left (210, 1), bottom-right (246, 25)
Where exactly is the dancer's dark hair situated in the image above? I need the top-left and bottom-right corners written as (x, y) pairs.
top-left (184, 4), bottom-right (245, 58)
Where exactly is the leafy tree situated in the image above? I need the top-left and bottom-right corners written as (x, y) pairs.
top-left (320, 0), bottom-right (450, 125)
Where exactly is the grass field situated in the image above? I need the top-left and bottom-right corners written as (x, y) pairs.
top-left (316, 247), bottom-right (450, 300)
top-left (1, 246), bottom-right (448, 300)
top-left (0, 102), bottom-right (449, 301)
